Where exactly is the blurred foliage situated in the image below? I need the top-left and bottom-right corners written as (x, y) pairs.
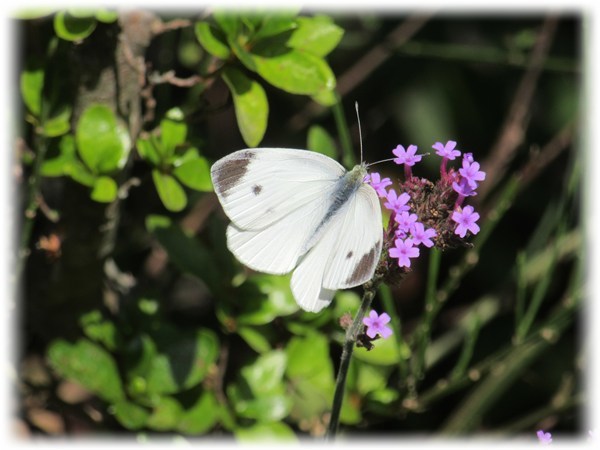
top-left (15, 8), bottom-right (581, 442)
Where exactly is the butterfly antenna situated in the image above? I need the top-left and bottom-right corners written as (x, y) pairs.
top-left (355, 101), bottom-right (364, 163)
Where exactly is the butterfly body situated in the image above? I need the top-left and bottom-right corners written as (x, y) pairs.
top-left (211, 148), bottom-right (382, 312)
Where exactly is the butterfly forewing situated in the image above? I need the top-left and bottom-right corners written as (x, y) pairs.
top-left (211, 148), bottom-right (346, 231)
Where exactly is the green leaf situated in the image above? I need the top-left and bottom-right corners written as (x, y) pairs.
top-left (235, 422), bottom-right (297, 442)
top-left (231, 391), bottom-right (291, 422)
top-left (47, 339), bottom-right (124, 403)
top-left (42, 104), bottom-right (72, 137)
top-left (160, 108), bottom-right (187, 156)
top-left (136, 138), bottom-right (161, 166)
top-left (13, 8), bottom-right (56, 19)
top-left (285, 332), bottom-right (335, 421)
top-left (90, 176), bottom-right (118, 203)
top-left (287, 16), bottom-right (344, 57)
top-left (146, 396), bottom-right (184, 431)
top-left (173, 156), bottom-right (213, 191)
top-left (126, 328), bottom-right (219, 397)
top-left (76, 104), bottom-right (130, 174)
top-left (254, 50), bottom-right (336, 96)
top-left (242, 351), bottom-right (287, 395)
top-left (79, 310), bottom-right (119, 351)
top-left (54, 11), bottom-right (97, 41)
top-left (94, 9), bottom-right (118, 23)
top-left (238, 326), bottom-right (272, 353)
top-left (221, 67), bottom-right (268, 147)
top-left (20, 69), bottom-right (44, 117)
top-left (152, 170), bottom-right (187, 212)
top-left (194, 22), bottom-right (231, 59)
top-left (252, 13), bottom-right (298, 41)
top-left (307, 125), bottom-right (337, 158)
top-left (111, 399), bottom-right (150, 430)
top-left (311, 87), bottom-right (338, 107)
top-left (235, 275), bottom-right (299, 326)
top-left (41, 134), bottom-right (77, 177)
top-left (68, 160), bottom-right (97, 187)
top-left (176, 390), bottom-right (220, 434)
top-left (213, 11), bottom-right (241, 39)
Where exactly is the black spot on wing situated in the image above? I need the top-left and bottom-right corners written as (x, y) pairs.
top-left (252, 184), bottom-right (262, 195)
top-left (345, 241), bottom-right (380, 286)
top-left (212, 151), bottom-right (256, 198)
top-left (346, 251), bottom-right (353, 259)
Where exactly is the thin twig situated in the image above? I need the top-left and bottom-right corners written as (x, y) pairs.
top-left (148, 70), bottom-right (204, 87)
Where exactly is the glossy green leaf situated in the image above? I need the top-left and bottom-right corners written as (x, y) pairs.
top-left (94, 9), bottom-right (118, 23)
top-left (235, 275), bottom-right (299, 326)
top-left (241, 350), bottom-right (287, 395)
top-left (90, 176), bottom-right (118, 203)
top-left (76, 104), bottom-right (130, 174)
top-left (213, 11), bottom-right (241, 39)
top-left (47, 339), bottom-right (124, 403)
top-left (79, 310), bottom-right (119, 351)
top-left (235, 422), bottom-right (297, 442)
top-left (285, 332), bottom-right (335, 421)
top-left (146, 396), bottom-right (184, 431)
top-left (254, 50), bottom-right (336, 96)
top-left (20, 69), bottom-right (44, 117)
top-left (41, 134), bottom-right (76, 177)
top-left (152, 170), bottom-right (187, 212)
top-left (228, 37), bottom-right (258, 71)
top-left (136, 138), bottom-right (161, 166)
top-left (42, 104), bottom-right (72, 137)
top-left (307, 125), bottom-right (337, 158)
top-left (68, 160), bottom-right (97, 187)
top-left (194, 21), bottom-right (231, 59)
top-left (54, 11), bottom-right (97, 41)
top-left (126, 327), bottom-right (219, 397)
top-left (311, 87), bottom-right (338, 107)
top-left (112, 399), bottom-right (150, 430)
top-left (176, 390), bottom-right (220, 434)
top-left (237, 326), bottom-right (272, 353)
top-left (231, 391), bottom-right (291, 422)
top-left (221, 67), bottom-right (268, 147)
top-left (287, 16), bottom-right (344, 57)
top-left (173, 156), bottom-right (213, 191)
top-left (252, 13), bottom-right (298, 41)
top-left (160, 108), bottom-right (187, 156)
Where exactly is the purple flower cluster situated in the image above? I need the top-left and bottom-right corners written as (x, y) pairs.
top-left (366, 140), bottom-right (485, 271)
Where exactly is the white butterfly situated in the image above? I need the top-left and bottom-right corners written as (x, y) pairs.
top-left (210, 148), bottom-right (383, 313)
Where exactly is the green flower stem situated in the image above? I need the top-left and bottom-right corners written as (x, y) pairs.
top-left (326, 276), bottom-right (382, 440)
top-left (16, 133), bottom-right (48, 284)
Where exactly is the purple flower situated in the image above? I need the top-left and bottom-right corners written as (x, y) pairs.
top-left (452, 177), bottom-right (477, 198)
top-left (366, 172), bottom-right (393, 197)
top-left (384, 189), bottom-right (411, 213)
top-left (536, 430), bottom-right (552, 445)
top-left (410, 222), bottom-right (437, 248)
top-left (389, 238), bottom-right (420, 268)
top-left (451, 205), bottom-right (480, 238)
top-left (459, 159), bottom-right (486, 189)
top-left (393, 144), bottom-right (422, 166)
top-left (432, 140), bottom-right (461, 160)
top-left (362, 310), bottom-right (393, 339)
top-left (463, 152), bottom-right (474, 163)
top-left (394, 211), bottom-right (418, 231)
